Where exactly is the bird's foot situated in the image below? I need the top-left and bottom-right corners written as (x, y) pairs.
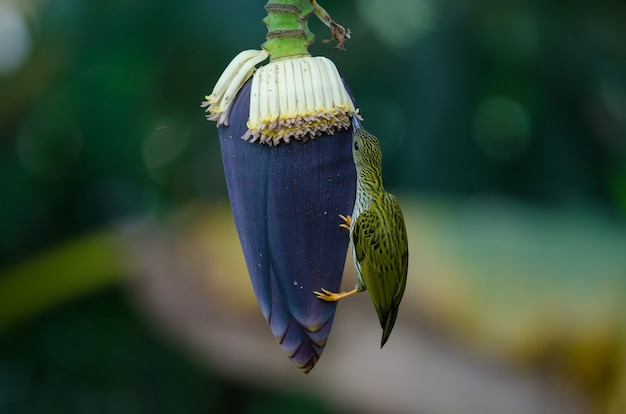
top-left (313, 288), bottom-right (358, 302)
top-left (338, 214), bottom-right (352, 230)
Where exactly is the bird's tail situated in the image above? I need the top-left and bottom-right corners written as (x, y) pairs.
top-left (380, 306), bottom-right (399, 347)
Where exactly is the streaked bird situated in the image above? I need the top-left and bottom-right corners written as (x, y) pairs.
top-left (315, 119), bottom-right (408, 347)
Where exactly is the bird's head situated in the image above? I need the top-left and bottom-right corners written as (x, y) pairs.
top-left (352, 127), bottom-right (382, 173)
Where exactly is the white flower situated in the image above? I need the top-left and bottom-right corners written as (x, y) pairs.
top-left (203, 50), bottom-right (360, 146)
top-left (202, 49), bottom-right (269, 126)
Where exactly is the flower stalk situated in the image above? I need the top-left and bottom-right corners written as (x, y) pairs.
top-left (262, 1), bottom-right (315, 60)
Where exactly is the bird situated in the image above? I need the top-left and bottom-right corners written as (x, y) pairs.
top-left (314, 118), bottom-right (409, 347)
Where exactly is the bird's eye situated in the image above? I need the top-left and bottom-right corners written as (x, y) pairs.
top-left (354, 141), bottom-right (360, 151)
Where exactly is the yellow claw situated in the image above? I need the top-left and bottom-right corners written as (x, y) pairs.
top-left (338, 214), bottom-right (352, 230)
top-left (313, 288), bottom-right (359, 302)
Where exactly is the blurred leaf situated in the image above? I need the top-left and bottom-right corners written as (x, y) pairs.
top-left (0, 231), bottom-right (125, 330)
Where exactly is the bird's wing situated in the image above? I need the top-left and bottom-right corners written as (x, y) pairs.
top-left (352, 203), bottom-right (408, 335)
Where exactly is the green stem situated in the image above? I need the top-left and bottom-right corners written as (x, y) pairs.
top-left (262, 1), bottom-right (315, 61)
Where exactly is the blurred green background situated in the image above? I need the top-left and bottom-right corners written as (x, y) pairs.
top-left (1, 0), bottom-right (626, 413)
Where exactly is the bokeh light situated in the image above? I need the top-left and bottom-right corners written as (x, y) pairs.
top-left (356, 0), bottom-right (435, 51)
top-left (473, 95), bottom-right (532, 161)
top-left (0, 2), bottom-right (32, 75)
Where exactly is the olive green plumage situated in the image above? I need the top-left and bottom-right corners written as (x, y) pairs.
top-left (313, 123), bottom-right (408, 346)
top-left (350, 126), bottom-right (408, 347)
